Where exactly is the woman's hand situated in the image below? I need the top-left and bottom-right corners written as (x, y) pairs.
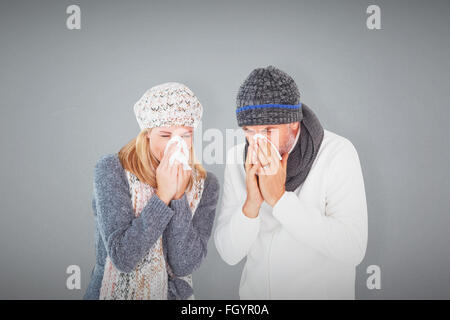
top-left (174, 164), bottom-right (191, 200)
top-left (155, 143), bottom-right (178, 205)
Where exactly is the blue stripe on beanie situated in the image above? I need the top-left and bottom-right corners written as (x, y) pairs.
top-left (236, 103), bottom-right (302, 114)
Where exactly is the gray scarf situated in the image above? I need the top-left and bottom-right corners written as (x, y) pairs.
top-left (243, 103), bottom-right (324, 192)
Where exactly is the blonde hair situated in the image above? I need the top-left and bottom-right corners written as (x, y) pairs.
top-left (118, 128), bottom-right (206, 191)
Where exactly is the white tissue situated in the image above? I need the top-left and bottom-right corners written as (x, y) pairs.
top-left (253, 134), bottom-right (282, 160)
top-left (164, 135), bottom-right (192, 170)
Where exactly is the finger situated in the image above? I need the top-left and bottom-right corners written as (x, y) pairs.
top-left (173, 165), bottom-right (181, 194)
top-left (264, 138), bottom-right (272, 159)
top-left (245, 152), bottom-right (251, 172)
top-left (245, 144), bottom-right (256, 171)
top-left (256, 142), bottom-right (270, 167)
top-left (170, 161), bottom-right (179, 177)
top-left (160, 144), bottom-right (175, 166)
top-left (259, 137), bottom-right (271, 159)
top-left (259, 138), bottom-right (282, 174)
top-left (267, 149), bottom-right (282, 175)
top-left (165, 142), bottom-right (178, 159)
top-left (257, 165), bottom-right (267, 176)
top-left (249, 143), bottom-right (259, 165)
top-left (158, 151), bottom-right (169, 170)
top-left (249, 161), bottom-right (260, 175)
top-left (265, 141), bottom-right (279, 162)
top-left (250, 151), bottom-right (266, 175)
top-left (252, 144), bottom-right (260, 165)
top-left (259, 152), bottom-right (277, 176)
top-left (256, 159), bottom-right (270, 176)
top-left (181, 166), bottom-right (190, 191)
top-left (181, 165), bottom-right (190, 180)
top-left (257, 138), bottom-right (271, 161)
top-left (178, 164), bottom-right (185, 184)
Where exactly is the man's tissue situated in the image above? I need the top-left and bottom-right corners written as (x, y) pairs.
top-left (253, 133), bottom-right (282, 160)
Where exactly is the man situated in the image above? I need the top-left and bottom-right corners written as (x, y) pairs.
top-left (214, 66), bottom-right (368, 299)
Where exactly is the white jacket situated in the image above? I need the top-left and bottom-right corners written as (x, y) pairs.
top-left (214, 129), bottom-right (368, 299)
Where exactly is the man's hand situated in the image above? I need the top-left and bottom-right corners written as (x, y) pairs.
top-left (242, 143), bottom-right (264, 218)
top-left (255, 137), bottom-right (289, 207)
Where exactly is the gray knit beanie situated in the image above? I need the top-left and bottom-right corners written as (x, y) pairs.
top-left (236, 65), bottom-right (303, 127)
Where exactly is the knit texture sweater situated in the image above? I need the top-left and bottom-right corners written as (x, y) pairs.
top-left (84, 153), bottom-right (220, 300)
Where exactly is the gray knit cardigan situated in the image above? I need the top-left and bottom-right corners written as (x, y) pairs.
top-left (83, 153), bottom-right (220, 300)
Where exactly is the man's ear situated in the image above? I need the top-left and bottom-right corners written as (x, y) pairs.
top-left (291, 121), bottom-right (300, 131)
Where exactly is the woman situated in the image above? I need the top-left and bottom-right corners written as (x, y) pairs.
top-left (84, 82), bottom-right (220, 300)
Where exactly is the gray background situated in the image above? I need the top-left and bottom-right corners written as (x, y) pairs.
top-left (0, 0), bottom-right (449, 299)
